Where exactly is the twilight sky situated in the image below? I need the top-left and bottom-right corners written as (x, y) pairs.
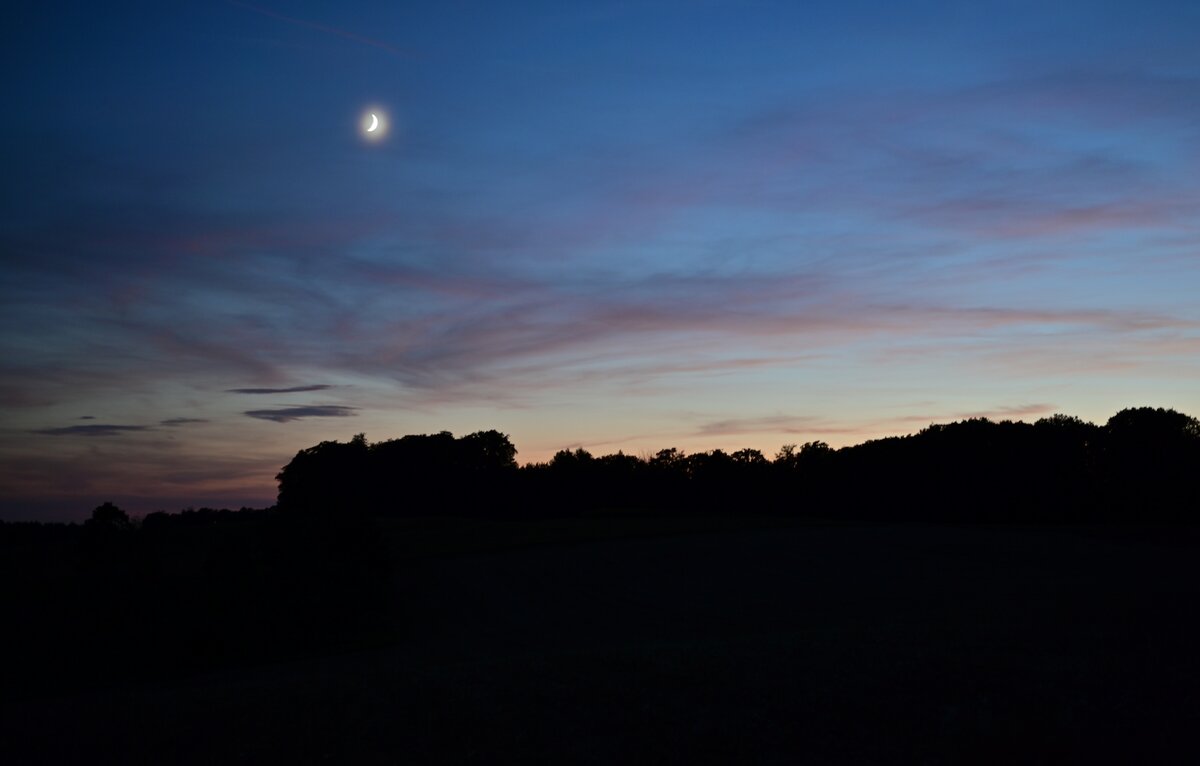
top-left (3, 0), bottom-right (1199, 519)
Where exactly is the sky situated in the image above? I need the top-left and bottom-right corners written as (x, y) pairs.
top-left (2, 0), bottom-right (1198, 520)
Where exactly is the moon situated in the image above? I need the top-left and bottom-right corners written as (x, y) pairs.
top-left (360, 107), bottom-right (390, 142)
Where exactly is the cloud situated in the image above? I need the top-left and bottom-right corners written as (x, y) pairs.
top-left (979, 403), bottom-right (1056, 420)
top-left (227, 384), bottom-right (332, 394)
top-left (160, 418), bottom-right (209, 426)
top-left (696, 414), bottom-right (870, 438)
top-left (244, 405), bottom-right (357, 423)
top-left (696, 404), bottom-right (1060, 443)
top-left (698, 415), bottom-right (819, 437)
top-left (227, 0), bottom-right (414, 58)
top-left (79, 415), bottom-right (95, 420)
top-left (136, 326), bottom-right (283, 382)
top-left (706, 70), bottom-right (1200, 249)
top-left (890, 403), bottom-right (1059, 426)
top-left (325, 260), bottom-right (1194, 402)
top-left (34, 424), bottom-right (149, 437)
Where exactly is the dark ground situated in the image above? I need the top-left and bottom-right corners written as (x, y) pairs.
top-left (5, 519), bottom-right (1200, 764)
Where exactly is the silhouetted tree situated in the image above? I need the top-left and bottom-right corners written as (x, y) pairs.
top-left (458, 429), bottom-right (519, 472)
top-left (278, 430), bottom-right (520, 517)
top-left (276, 433), bottom-right (371, 516)
top-left (1101, 407), bottom-right (1200, 518)
top-left (1029, 414), bottom-right (1101, 519)
top-left (86, 501), bottom-right (132, 531)
top-left (732, 448), bottom-right (768, 466)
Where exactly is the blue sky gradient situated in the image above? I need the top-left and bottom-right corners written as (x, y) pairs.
top-left (2, 1), bottom-right (1198, 518)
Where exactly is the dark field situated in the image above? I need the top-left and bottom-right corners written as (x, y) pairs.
top-left (6, 518), bottom-right (1200, 764)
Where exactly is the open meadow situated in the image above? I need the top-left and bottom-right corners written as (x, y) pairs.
top-left (6, 516), bottom-right (1200, 764)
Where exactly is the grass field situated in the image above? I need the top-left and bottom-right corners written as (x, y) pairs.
top-left (5, 518), bottom-right (1200, 764)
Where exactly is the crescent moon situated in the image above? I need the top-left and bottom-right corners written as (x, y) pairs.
top-left (367, 113), bottom-right (379, 132)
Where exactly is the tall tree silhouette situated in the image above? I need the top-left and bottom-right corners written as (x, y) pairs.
top-left (1102, 407), bottom-right (1199, 518)
top-left (276, 433), bottom-right (371, 517)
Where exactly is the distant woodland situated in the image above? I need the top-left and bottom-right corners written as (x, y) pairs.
top-left (275, 405), bottom-right (1199, 522)
top-left (3, 406), bottom-right (1197, 697)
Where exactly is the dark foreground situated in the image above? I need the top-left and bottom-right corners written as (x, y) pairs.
top-left (6, 520), bottom-right (1200, 764)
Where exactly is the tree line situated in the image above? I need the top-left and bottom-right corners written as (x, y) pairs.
top-left (274, 407), bottom-right (1199, 522)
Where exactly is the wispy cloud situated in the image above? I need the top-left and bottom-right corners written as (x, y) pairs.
top-left (698, 415), bottom-right (819, 437)
top-left (244, 405), bottom-right (357, 423)
top-left (696, 414), bottom-right (875, 438)
top-left (227, 0), bottom-right (413, 57)
top-left (696, 404), bottom-right (1060, 443)
top-left (227, 385), bottom-right (332, 394)
top-left (160, 418), bottom-right (209, 426)
top-left (708, 70), bottom-right (1200, 249)
top-left (890, 403), bottom-right (1059, 425)
top-left (327, 265), bottom-right (1194, 401)
top-left (976, 403), bottom-right (1058, 419)
top-left (34, 424), bottom-right (149, 437)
